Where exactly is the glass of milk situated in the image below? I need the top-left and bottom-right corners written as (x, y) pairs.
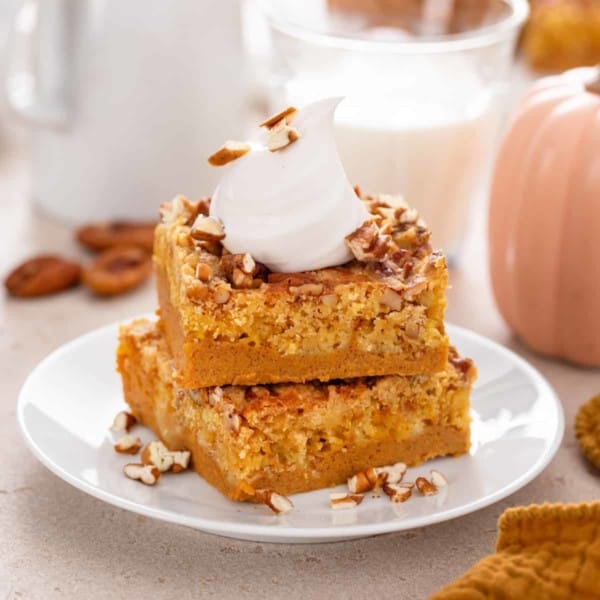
top-left (259, 0), bottom-right (528, 260)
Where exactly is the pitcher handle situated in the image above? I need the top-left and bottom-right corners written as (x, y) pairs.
top-left (4, 0), bottom-right (69, 127)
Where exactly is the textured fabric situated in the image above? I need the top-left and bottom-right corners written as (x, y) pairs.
top-left (431, 502), bottom-right (600, 599)
top-left (576, 395), bottom-right (600, 471)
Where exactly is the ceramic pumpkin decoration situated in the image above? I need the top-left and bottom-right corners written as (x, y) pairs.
top-left (489, 67), bottom-right (600, 367)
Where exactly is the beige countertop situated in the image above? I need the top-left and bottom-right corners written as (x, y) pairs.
top-left (0, 146), bottom-right (598, 600)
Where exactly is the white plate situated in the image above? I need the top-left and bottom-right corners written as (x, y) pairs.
top-left (18, 319), bottom-right (564, 543)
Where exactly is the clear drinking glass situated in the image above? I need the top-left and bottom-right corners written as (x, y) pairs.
top-left (259, 0), bottom-right (528, 260)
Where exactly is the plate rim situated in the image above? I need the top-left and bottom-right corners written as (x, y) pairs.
top-left (17, 317), bottom-right (565, 541)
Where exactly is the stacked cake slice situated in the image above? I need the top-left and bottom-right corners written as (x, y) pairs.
top-left (117, 192), bottom-right (475, 502)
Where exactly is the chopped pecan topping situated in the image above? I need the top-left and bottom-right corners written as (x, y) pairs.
top-left (266, 119), bottom-right (300, 152)
top-left (187, 280), bottom-right (209, 303)
top-left (195, 262), bottom-right (213, 282)
top-left (220, 253), bottom-right (268, 289)
top-left (320, 293), bottom-right (339, 306)
top-left (160, 195), bottom-right (203, 226)
top-left (403, 278), bottom-right (428, 301)
top-left (208, 140), bottom-right (251, 167)
top-left (190, 215), bottom-right (225, 242)
top-left (260, 106), bottom-right (299, 152)
top-left (380, 288), bottom-right (403, 311)
top-left (345, 220), bottom-right (391, 263)
top-left (259, 106), bottom-right (297, 128)
top-left (404, 319), bottom-right (422, 339)
top-left (289, 283), bottom-right (324, 297)
top-left (212, 281), bottom-right (231, 304)
top-left (267, 273), bottom-right (316, 286)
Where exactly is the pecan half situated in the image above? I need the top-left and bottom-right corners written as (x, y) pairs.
top-left (76, 222), bottom-right (156, 252)
top-left (82, 246), bottom-right (152, 296)
top-left (5, 255), bottom-right (81, 298)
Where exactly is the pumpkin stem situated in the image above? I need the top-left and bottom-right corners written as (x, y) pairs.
top-left (585, 68), bottom-right (600, 95)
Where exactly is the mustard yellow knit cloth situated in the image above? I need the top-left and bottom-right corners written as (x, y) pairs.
top-left (431, 502), bottom-right (600, 599)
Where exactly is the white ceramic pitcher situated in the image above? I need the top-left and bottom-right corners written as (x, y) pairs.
top-left (5, 0), bottom-right (245, 223)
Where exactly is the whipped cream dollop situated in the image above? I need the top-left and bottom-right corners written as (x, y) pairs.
top-left (209, 97), bottom-right (370, 273)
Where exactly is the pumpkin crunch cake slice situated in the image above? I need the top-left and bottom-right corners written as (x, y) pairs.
top-left (117, 319), bottom-right (474, 501)
top-left (154, 191), bottom-right (449, 388)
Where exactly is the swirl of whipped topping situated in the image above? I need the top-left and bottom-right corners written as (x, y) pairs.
top-left (209, 97), bottom-right (370, 273)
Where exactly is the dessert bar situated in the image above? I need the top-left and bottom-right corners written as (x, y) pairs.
top-left (155, 192), bottom-right (449, 388)
top-left (117, 319), bottom-right (473, 501)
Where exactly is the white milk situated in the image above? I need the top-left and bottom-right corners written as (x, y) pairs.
top-left (277, 55), bottom-right (500, 256)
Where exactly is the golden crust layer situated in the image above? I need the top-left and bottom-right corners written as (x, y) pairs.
top-left (154, 193), bottom-right (449, 388)
top-left (117, 319), bottom-right (474, 501)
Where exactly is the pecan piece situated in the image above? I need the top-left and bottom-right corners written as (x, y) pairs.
top-left (375, 462), bottom-right (407, 484)
top-left (190, 215), bottom-right (225, 242)
top-left (348, 467), bottom-right (379, 493)
top-left (114, 435), bottom-right (142, 455)
top-left (111, 411), bottom-right (137, 433)
top-left (345, 220), bottom-right (391, 262)
top-left (266, 119), bottom-right (300, 151)
top-left (82, 246), bottom-right (152, 296)
top-left (383, 482), bottom-right (413, 503)
top-left (330, 493), bottom-right (364, 510)
top-left (289, 283), bottom-right (324, 297)
top-left (259, 106), bottom-right (297, 128)
top-left (159, 195), bottom-right (207, 226)
top-left (76, 222), bottom-right (156, 252)
top-left (430, 469), bottom-right (448, 487)
top-left (123, 463), bottom-right (160, 486)
top-left (5, 255), bottom-right (81, 298)
top-left (260, 106), bottom-right (300, 152)
top-left (220, 253), bottom-right (268, 289)
top-left (415, 476), bottom-right (438, 496)
top-left (256, 489), bottom-right (294, 515)
top-left (208, 141), bottom-right (251, 167)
